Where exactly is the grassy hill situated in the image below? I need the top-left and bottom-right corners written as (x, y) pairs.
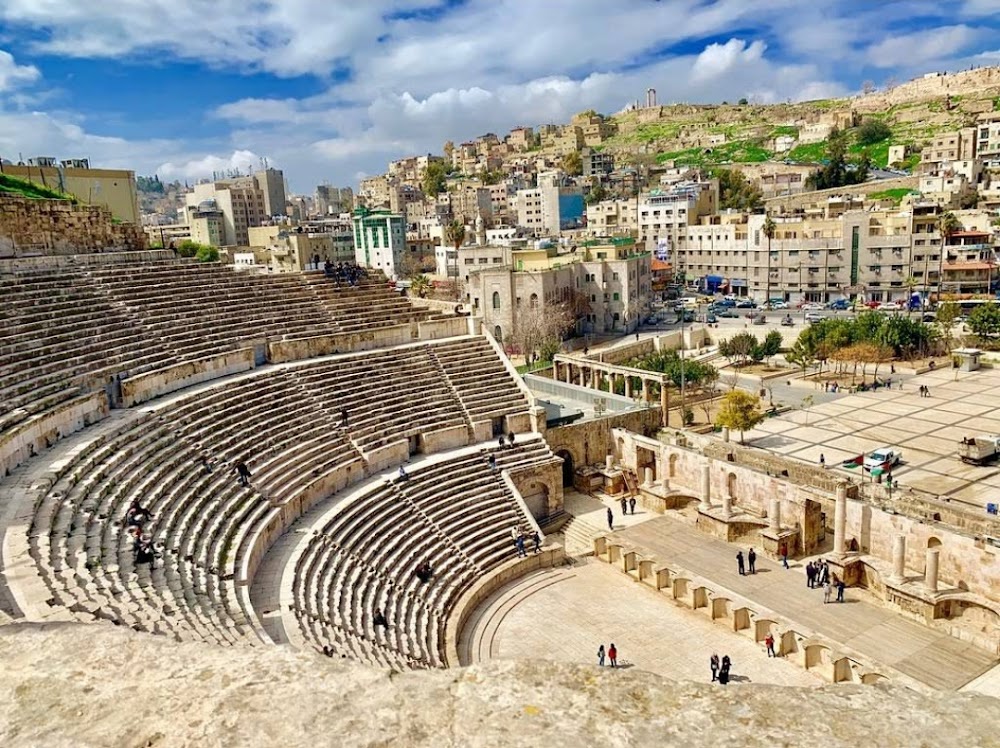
top-left (0, 172), bottom-right (77, 202)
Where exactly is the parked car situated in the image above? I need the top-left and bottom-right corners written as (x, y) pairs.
top-left (717, 308), bottom-right (739, 318)
top-left (801, 302), bottom-right (824, 311)
top-left (864, 447), bottom-right (902, 473)
top-left (864, 300), bottom-right (881, 309)
top-left (877, 301), bottom-right (902, 311)
top-left (751, 313), bottom-right (767, 325)
top-left (715, 298), bottom-right (737, 308)
top-left (827, 299), bottom-right (851, 311)
top-left (767, 299), bottom-right (789, 309)
top-left (804, 312), bottom-right (824, 323)
top-left (735, 299), bottom-right (757, 309)
top-left (705, 313), bottom-right (718, 324)
top-left (682, 310), bottom-right (696, 323)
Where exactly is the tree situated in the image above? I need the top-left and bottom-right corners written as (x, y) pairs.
top-left (786, 339), bottom-right (816, 378)
top-left (719, 331), bottom-right (758, 367)
top-left (409, 274), bottom-right (431, 298)
top-left (445, 221), bottom-right (465, 280)
top-left (585, 183), bottom-right (607, 204)
top-left (805, 128), bottom-right (869, 190)
top-left (422, 161), bottom-right (449, 196)
top-left (561, 150), bottom-right (582, 176)
top-left (714, 168), bottom-right (763, 211)
top-left (934, 301), bottom-right (962, 354)
top-left (737, 97), bottom-right (749, 106)
top-left (763, 215), bottom-right (776, 305)
top-left (509, 297), bottom-right (575, 364)
top-left (194, 245), bottom-right (219, 263)
top-left (861, 80), bottom-right (876, 95)
top-left (936, 211), bottom-right (962, 298)
top-left (967, 303), bottom-right (1000, 342)
top-left (857, 120), bottom-right (891, 145)
top-left (761, 330), bottom-right (782, 362)
top-left (716, 390), bottom-right (765, 444)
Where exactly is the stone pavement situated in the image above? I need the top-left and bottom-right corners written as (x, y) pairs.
top-left (746, 365), bottom-right (1000, 510)
top-left (482, 560), bottom-right (823, 688)
top-left (619, 515), bottom-right (998, 691)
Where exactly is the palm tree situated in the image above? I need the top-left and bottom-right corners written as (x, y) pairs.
top-left (935, 211), bottom-right (961, 301)
top-left (445, 220), bottom-right (466, 281)
top-left (903, 276), bottom-right (918, 315)
top-left (762, 215), bottom-right (776, 305)
top-left (410, 273), bottom-right (431, 298)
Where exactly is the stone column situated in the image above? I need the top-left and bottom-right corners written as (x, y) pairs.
top-left (641, 378), bottom-right (649, 402)
top-left (643, 466), bottom-right (653, 487)
top-left (625, 377), bottom-right (633, 399)
top-left (722, 493), bottom-right (732, 519)
top-left (564, 363), bottom-right (573, 384)
top-left (891, 534), bottom-right (906, 583)
top-left (924, 548), bottom-right (940, 593)
top-left (578, 366), bottom-right (585, 387)
top-left (606, 454), bottom-right (614, 471)
top-left (699, 464), bottom-right (711, 511)
top-left (722, 426), bottom-right (730, 443)
top-left (769, 498), bottom-right (781, 532)
top-left (833, 483), bottom-right (848, 557)
top-left (660, 383), bottom-right (669, 427)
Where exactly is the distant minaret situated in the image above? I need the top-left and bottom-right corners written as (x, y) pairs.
top-left (476, 214), bottom-right (486, 246)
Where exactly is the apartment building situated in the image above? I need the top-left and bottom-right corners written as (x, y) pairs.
top-left (359, 175), bottom-right (392, 208)
top-left (254, 168), bottom-right (287, 219)
top-left (442, 244), bottom-right (513, 287)
top-left (314, 185), bottom-right (354, 216)
top-left (585, 198), bottom-right (637, 236)
top-left (681, 213), bottom-right (751, 295)
top-left (975, 113), bottom-right (1000, 161)
top-left (581, 148), bottom-right (615, 179)
top-left (514, 171), bottom-right (583, 236)
top-left (185, 177), bottom-right (267, 246)
top-left (471, 241), bottom-right (652, 341)
top-left (186, 200), bottom-right (225, 247)
top-left (4, 158), bottom-right (141, 223)
top-left (941, 229), bottom-right (997, 295)
top-left (246, 222), bottom-right (355, 273)
top-left (388, 154), bottom-right (442, 183)
top-left (352, 208), bottom-right (406, 278)
top-left (507, 127), bottom-right (534, 152)
top-left (745, 213), bottom-right (847, 303)
top-left (920, 129), bottom-right (976, 174)
top-left (637, 181), bottom-right (718, 256)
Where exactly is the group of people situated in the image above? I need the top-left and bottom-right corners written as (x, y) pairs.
top-left (497, 432), bottom-right (518, 449)
top-left (710, 653), bottom-right (733, 684)
top-left (511, 526), bottom-right (542, 558)
top-left (415, 560), bottom-right (434, 583)
top-left (807, 559), bottom-right (846, 603)
top-left (918, 384), bottom-right (932, 398)
top-left (735, 547), bottom-right (758, 575)
top-left (125, 499), bottom-right (158, 567)
top-left (321, 259), bottom-right (368, 287)
top-left (597, 643), bottom-right (619, 667)
top-left (619, 496), bottom-right (637, 516)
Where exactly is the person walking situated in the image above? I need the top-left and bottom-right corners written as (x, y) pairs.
top-left (765, 633), bottom-right (776, 657)
top-left (823, 580), bottom-right (832, 603)
top-left (710, 653), bottom-right (720, 682)
top-left (819, 453), bottom-right (826, 469)
top-left (608, 643), bottom-right (618, 668)
top-left (837, 579), bottom-right (846, 603)
top-left (806, 561), bottom-right (815, 588)
top-left (606, 507), bottom-right (614, 531)
top-left (736, 550), bottom-right (745, 576)
top-left (620, 497), bottom-right (628, 516)
top-left (533, 531), bottom-right (541, 554)
top-left (820, 560), bottom-right (829, 585)
top-left (780, 542), bottom-right (789, 569)
top-left (719, 655), bottom-right (731, 685)
top-left (748, 547), bottom-right (757, 574)
top-left (510, 526), bottom-right (520, 553)
top-left (516, 535), bottom-right (527, 559)
top-left (629, 497), bottom-right (636, 515)
top-left (235, 460), bottom-right (252, 487)
top-left (597, 645), bottom-right (606, 667)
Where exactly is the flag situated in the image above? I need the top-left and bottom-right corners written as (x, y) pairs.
top-left (842, 454), bottom-right (864, 469)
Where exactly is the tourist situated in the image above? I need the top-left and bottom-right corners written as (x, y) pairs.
top-left (629, 497), bottom-right (636, 515)
top-left (398, 466), bottom-right (409, 482)
top-left (819, 453), bottom-right (826, 469)
top-left (488, 454), bottom-right (497, 471)
top-left (134, 537), bottom-right (156, 567)
top-left (235, 460), bottom-right (252, 487)
top-left (507, 431), bottom-right (516, 447)
top-left (806, 561), bottom-right (815, 588)
top-left (340, 408), bottom-right (349, 429)
top-left (719, 655), bottom-right (731, 684)
top-left (598, 644), bottom-right (606, 667)
top-left (415, 561), bottom-right (433, 583)
top-left (533, 531), bottom-right (541, 554)
top-left (373, 609), bottom-right (389, 630)
top-left (736, 550), bottom-right (745, 576)
top-left (780, 542), bottom-right (789, 569)
top-left (322, 645), bottom-right (334, 658)
top-left (823, 580), bottom-right (832, 603)
top-left (200, 452), bottom-right (214, 473)
top-left (516, 534), bottom-right (526, 558)
top-left (606, 507), bottom-right (614, 531)
top-left (498, 434), bottom-right (506, 449)
top-left (608, 643), bottom-right (618, 668)
top-left (765, 633), bottom-right (776, 657)
top-left (820, 560), bottom-right (829, 585)
top-left (837, 579), bottom-right (846, 603)
top-left (748, 547), bottom-right (756, 574)
top-left (710, 653), bottom-right (720, 681)
top-left (125, 499), bottom-right (151, 529)
top-left (620, 497), bottom-right (627, 516)
top-left (511, 526), bottom-right (520, 552)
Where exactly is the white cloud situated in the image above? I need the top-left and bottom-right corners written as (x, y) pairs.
top-left (0, 49), bottom-right (39, 92)
top-left (866, 25), bottom-right (984, 68)
top-left (692, 39), bottom-right (766, 82)
top-left (156, 150), bottom-right (266, 181)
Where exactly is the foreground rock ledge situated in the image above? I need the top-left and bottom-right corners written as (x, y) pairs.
top-left (1, 623), bottom-right (997, 747)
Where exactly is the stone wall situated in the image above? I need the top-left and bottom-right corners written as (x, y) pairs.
top-left (764, 176), bottom-right (918, 214)
top-left (0, 197), bottom-right (147, 256)
top-left (852, 67), bottom-right (1000, 112)
top-left (544, 409), bottom-right (662, 475)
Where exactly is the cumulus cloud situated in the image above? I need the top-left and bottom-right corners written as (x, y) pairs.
top-left (692, 39), bottom-right (766, 82)
top-left (156, 150), bottom-right (267, 181)
top-left (866, 25), bottom-right (984, 68)
top-left (0, 49), bottom-right (39, 92)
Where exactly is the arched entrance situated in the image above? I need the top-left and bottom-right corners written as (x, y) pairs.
top-left (556, 449), bottom-right (574, 487)
top-left (727, 472), bottom-right (737, 498)
top-left (669, 453), bottom-right (678, 478)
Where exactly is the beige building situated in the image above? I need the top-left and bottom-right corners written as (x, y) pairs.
top-left (185, 178), bottom-right (266, 247)
top-left (919, 129), bottom-right (976, 174)
top-left (507, 127), bottom-right (534, 152)
top-left (186, 200), bottom-right (225, 247)
top-left (245, 223), bottom-right (354, 273)
top-left (975, 113), bottom-right (1000, 161)
top-left (4, 159), bottom-right (140, 224)
top-left (638, 181), bottom-right (718, 254)
top-left (471, 242), bottom-right (652, 342)
top-left (585, 198), bottom-right (638, 236)
top-left (254, 168), bottom-right (287, 219)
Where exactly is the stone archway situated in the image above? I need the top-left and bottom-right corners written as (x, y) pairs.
top-left (669, 453), bottom-right (678, 478)
top-left (556, 449), bottom-right (575, 487)
top-left (727, 471), bottom-right (738, 499)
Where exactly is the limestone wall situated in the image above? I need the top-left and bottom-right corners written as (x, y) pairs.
top-left (0, 197), bottom-right (147, 256)
top-left (544, 409), bottom-right (661, 472)
top-left (120, 349), bottom-right (257, 407)
top-left (844, 498), bottom-right (1000, 604)
top-left (764, 176), bottom-right (919, 213)
top-left (853, 67), bottom-right (1000, 112)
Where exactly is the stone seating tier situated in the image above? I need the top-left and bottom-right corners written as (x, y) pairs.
top-left (291, 438), bottom-right (552, 669)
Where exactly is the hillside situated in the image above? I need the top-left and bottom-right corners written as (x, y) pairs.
top-left (584, 67), bottom-right (1000, 172)
top-left (2, 622), bottom-right (999, 747)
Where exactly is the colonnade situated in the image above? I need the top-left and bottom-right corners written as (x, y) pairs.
top-left (552, 356), bottom-right (670, 425)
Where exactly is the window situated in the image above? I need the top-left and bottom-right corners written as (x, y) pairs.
top-left (492, 291), bottom-right (500, 310)
top-left (613, 292), bottom-right (620, 301)
top-left (612, 272), bottom-right (620, 281)
top-left (494, 325), bottom-right (503, 342)
top-left (529, 293), bottom-right (538, 308)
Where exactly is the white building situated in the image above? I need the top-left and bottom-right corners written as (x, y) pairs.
top-left (352, 209), bottom-right (406, 278)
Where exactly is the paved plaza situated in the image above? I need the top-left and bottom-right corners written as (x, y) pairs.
top-left (619, 515), bottom-right (998, 691)
top-left (479, 560), bottom-right (824, 688)
top-left (746, 365), bottom-right (1000, 509)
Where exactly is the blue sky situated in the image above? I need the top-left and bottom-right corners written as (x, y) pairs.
top-left (0, 0), bottom-right (998, 193)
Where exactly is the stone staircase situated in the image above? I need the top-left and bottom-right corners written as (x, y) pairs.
top-left (560, 515), bottom-right (605, 557)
